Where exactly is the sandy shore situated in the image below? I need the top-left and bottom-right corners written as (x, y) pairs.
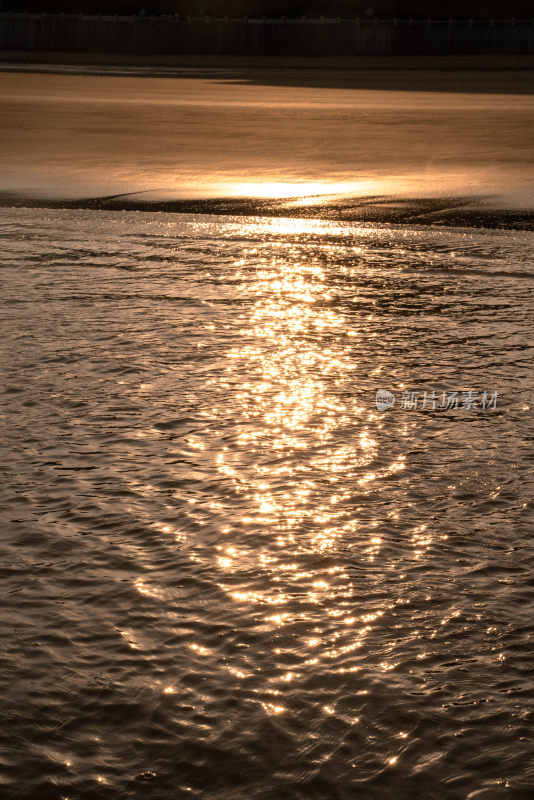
top-left (1, 54), bottom-right (533, 226)
top-left (2, 191), bottom-right (533, 229)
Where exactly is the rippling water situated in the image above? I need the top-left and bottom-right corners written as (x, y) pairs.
top-left (1, 208), bottom-right (533, 800)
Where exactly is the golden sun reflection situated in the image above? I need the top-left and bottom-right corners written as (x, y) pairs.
top-left (261, 702), bottom-right (286, 715)
top-left (228, 180), bottom-right (374, 200)
top-left (202, 215), bottom-right (415, 707)
top-left (189, 643), bottom-right (210, 656)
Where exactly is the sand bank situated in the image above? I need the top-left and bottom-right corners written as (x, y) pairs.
top-left (1, 57), bottom-right (533, 224)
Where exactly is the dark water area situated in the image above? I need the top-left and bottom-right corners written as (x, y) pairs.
top-left (1, 207), bottom-right (534, 800)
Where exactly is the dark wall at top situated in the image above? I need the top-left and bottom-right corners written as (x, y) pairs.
top-left (2, 1), bottom-right (532, 18)
top-left (2, 12), bottom-right (533, 55)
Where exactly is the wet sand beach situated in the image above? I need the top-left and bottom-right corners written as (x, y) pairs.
top-left (1, 54), bottom-right (533, 224)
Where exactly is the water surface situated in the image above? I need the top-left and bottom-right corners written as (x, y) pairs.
top-left (1, 208), bottom-right (533, 800)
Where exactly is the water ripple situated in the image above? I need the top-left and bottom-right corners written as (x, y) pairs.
top-left (1, 208), bottom-right (533, 800)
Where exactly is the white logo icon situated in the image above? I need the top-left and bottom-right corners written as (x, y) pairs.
top-left (376, 390), bottom-right (396, 410)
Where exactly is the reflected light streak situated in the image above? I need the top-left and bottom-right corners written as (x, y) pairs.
top-left (261, 703), bottom-right (286, 715)
top-left (199, 214), bottom-right (417, 707)
top-left (227, 179), bottom-right (375, 200)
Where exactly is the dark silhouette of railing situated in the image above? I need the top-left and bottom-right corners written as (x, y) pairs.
top-left (1, 13), bottom-right (533, 55)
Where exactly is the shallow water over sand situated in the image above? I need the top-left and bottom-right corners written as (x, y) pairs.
top-left (1, 70), bottom-right (534, 207)
top-left (1, 208), bottom-right (534, 799)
